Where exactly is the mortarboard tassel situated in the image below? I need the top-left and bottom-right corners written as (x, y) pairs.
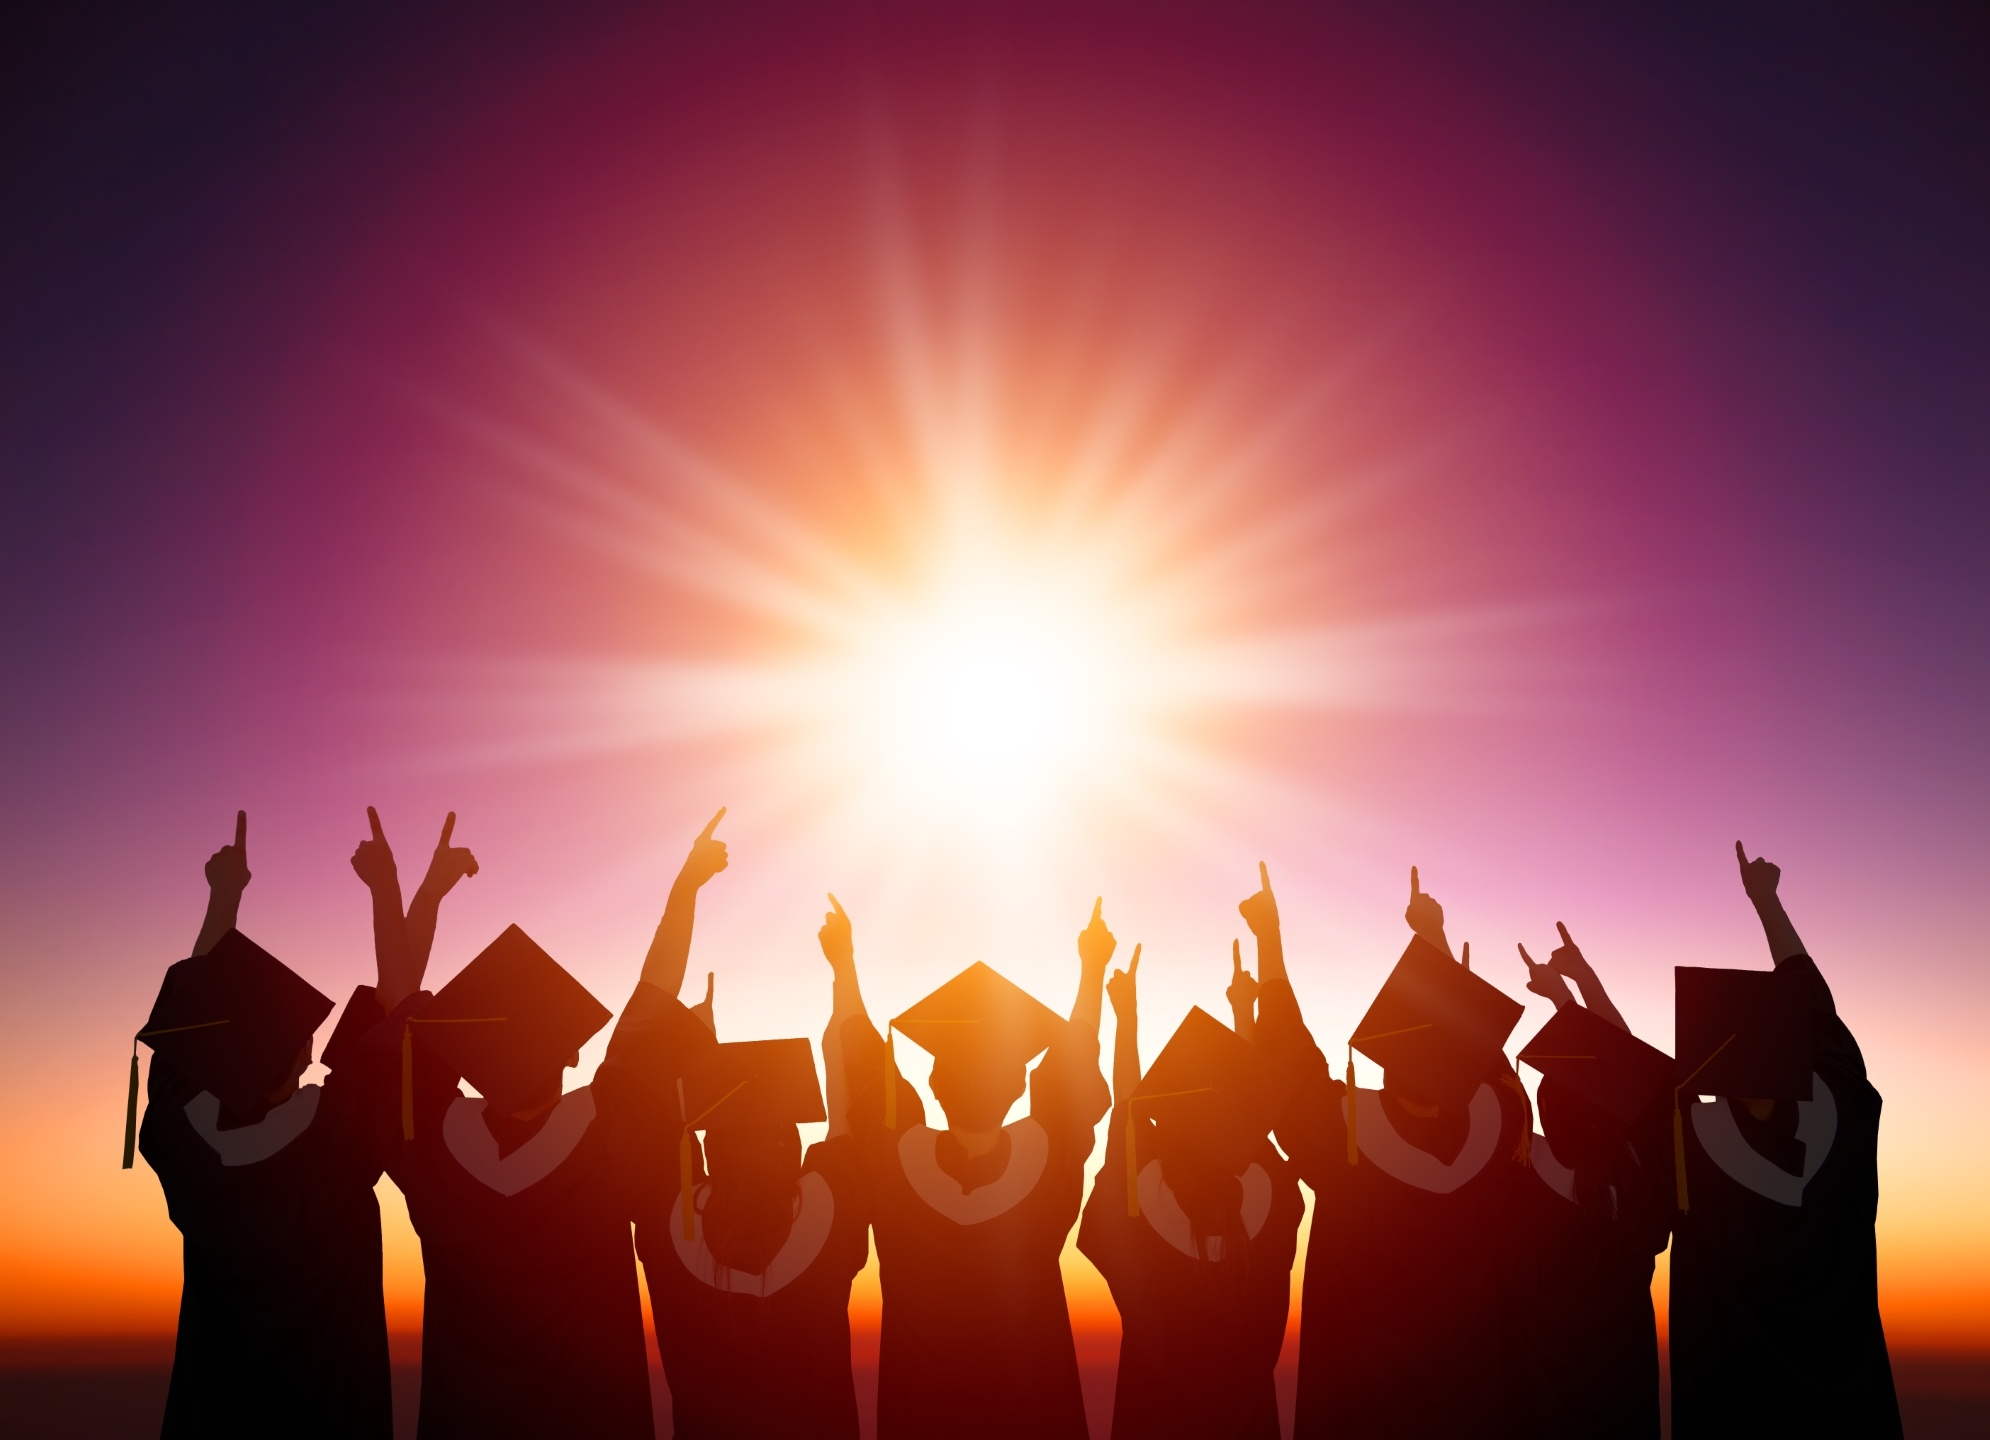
top-left (1670, 1032), bottom-right (1734, 1216)
top-left (1126, 1111), bottom-right (1141, 1218)
top-left (679, 1079), bottom-right (749, 1241)
top-left (122, 1040), bottom-right (139, 1170)
top-left (124, 1019), bottom-right (229, 1171)
top-left (1674, 1099), bottom-right (1690, 1212)
top-left (1345, 1047), bottom-right (1359, 1166)
top-left (681, 1126), bottom-right (698, 1241)
top-left (883, 1027), bottom-right (899, 1131)
top-left (402, 1025), bottom-right (416, 1141)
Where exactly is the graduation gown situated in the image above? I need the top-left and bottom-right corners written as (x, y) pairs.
top-left (1256, 976), bottom-right (1533, 1440)
top-left (139, 986), bottom-right (393, 1440)
top-left (1076, 1111), bottom-right (1302, 1440)
top-left (1668, 953), bottom-right (1900, 1438)
top-left (1503, 1099), bottom-right (1669, 1439)
top-left (842, 1016), bottom-right (1110, 1440)
top-left (639, 1133), bottom-right (871, 1439)
top-left (375, 984), bottom-right (669, 1439)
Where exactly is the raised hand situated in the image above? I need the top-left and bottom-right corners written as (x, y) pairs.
top-left (1238, 861), bottom-right (1279, 939)
top-left (690, 971), bottom-right (716, 1035)
top-left (1079, 897), bottom-right (1117, 970)
top-left (350, 807), bottom-right (399, 893)
top-left (1405, 865), bottom-right (1451, 956)
top-left (676, 807), bottom-right (730, 892)
top-left (1106, 944), bottom-right (1141, 1020)
top-left (818, 893), bottom-right (854, 973)
top-left (417, 811), bottom-right (479, 899)
top-left (205, 810), bottom-right (251, 897)
top-left (1546, 921), bottom-right (1593, 982)
top-left (1519, 942), bottom-right (1576, 1009)
top-left (1228, 938), bottom-right (1259, 1015)
top-left (1735, 840), bottom-right (1781, 909)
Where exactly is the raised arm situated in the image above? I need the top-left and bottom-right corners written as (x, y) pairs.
top-left (1545, 922), bottom-right (1628, 1031)
top-left (1518, 940), bottom-right (1578, 1012)
top-left (818, 894), bottom-right (868, 1138)
top-left (1107, 946), bottom-right (1142, 1103)
top-left (405, 812), bottom-right (479, 981)
top-left (193, 810), bottom-right (251, 956)
top-left (1404, 865), bottom-right (1453, 959)
top-left (350, 808), bottom-right (417, 1011)
top-left (638, 808), bottom-right (730, 997)
top-left (1227, 939), bottom-right (1259, 1042)
top-left (1070, 898), bottom-right (1115, 1036)
top-left (1736, 841), bottom-right (1807, 965)
top-left (1238, 862), bottom-right (1284, 987)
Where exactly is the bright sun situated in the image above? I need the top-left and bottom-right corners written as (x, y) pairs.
top-left (853, 574), bottom-right (1119, 819)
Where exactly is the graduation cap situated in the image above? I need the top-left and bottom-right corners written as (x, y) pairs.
top-left (404, 924), bottom-right (610, 1132)
top-left (318, 985), bottom-right (384, 1075)
top-left (1517, 1004), bottom-right (1674, 1127)
top-left (1670, 965), bottom-right (1813, 1211)
top-left (1121, 1007), bottom-right (1290, 1217)
top-left (124, 930), bottom-right (333, 1169)
top-left (882, 962), bottom-right (1065, 1129)
top-left (675, 1038), bottom-right (826, 1238)
top-left (1343, 936), bottom-right (1524, 1167)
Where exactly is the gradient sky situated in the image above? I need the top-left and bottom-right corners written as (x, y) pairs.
top-left (4, 0), bottom-right (1987, 1352)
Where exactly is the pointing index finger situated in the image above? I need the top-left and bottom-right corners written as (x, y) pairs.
top-left (440, 812), bottom-right (456, 847)
top-left (699, 807), bottom-right (727, 841)
top-left (1410, 865), bottom-right (1420, 898)
top-left (1518, 942), bottom-right (1536, 969)
top-left (1555, 921), bottom-right (1573, 948)
top-left (827, 892), bottom-right (846, 919)
top-left (1735, 839), bottom-right (1748, 867)
top-left (703, 971), bottom-right (715, 1004)
top-left (234, 810), bottom-right (247, 854)
top-left (1258, 861), bottom-right (1271, 893)
top-left (1128, 944), bottom-right (1141, 975)
top-left (1233, 938), bottom-right (1243, 976)
top-left (367, 806), bottom-right (385, 844)
top-left (1091, 897), bottom-right (1104, 925)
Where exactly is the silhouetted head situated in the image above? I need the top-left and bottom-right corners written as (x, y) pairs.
top-left (702, 1122), bottom-right (806, 1273)
top-left (1154, 1126), bottom-right (1245, 1239)
top-left (1538, 1077), bottom-right (1619, 1169)
top-left (929, 1046), bottom-right (1027, 1133)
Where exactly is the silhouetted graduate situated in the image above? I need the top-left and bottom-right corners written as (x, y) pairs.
top-left (131, 810), bottom-right (470, 1437)
top-left (355, 808), bottom-right (730, 1438)
top-left (633, 896), bottom-right (871, 1439)
top-left (1250, 865), bottom-right (1533, 1439)
top-left (1077, 937), bottom-right (1303, 1440)
top-left (833, 900), bottom-right (1113, 1440)
top-left (1507, 927), bottom-right (1674, 1439)
top-left (1667, 844), bottom-right (1900, 1438)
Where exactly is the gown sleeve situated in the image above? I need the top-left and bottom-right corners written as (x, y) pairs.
top-left (1254, 976), bottom-right (1343, 1187)
top-left (1779, 952), bottom-right (1866, 1081)
top-left (1075, 1102), bottom-right (1139, 1284)
top-left (1029, 1026), bottom-right (1111, 1161)
top-left (839, 1012), bottom-right (926, 1133)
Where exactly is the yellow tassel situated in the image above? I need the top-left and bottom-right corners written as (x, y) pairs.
top-left (401, 1025), bottom-right (415, 1141)
top-left (121, 1042), bottom-right (139, 1170)
top-left (1345, 1049), bottom-right (1359, 1166)
top-left (883, 1028), bottom-right (899, 1131)
top-left (681, 1127), bottom-right (697, 1241)
top-left (1126, 1112), bottom-right (1141, 1218)
top-left (1674, 1100), bottom-right (1689, 1213)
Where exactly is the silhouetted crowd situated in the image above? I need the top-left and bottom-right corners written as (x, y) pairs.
top-left (128, 809), bottom-right (1901, 1438)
